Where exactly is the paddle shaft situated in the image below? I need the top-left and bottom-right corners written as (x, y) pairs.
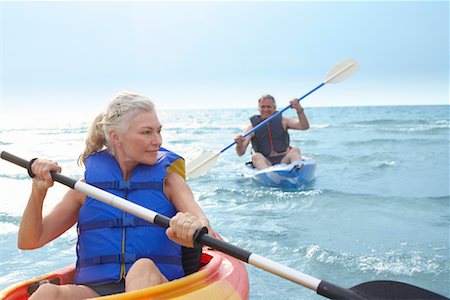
top-left (1, 150), bottom-right (366, 299)
top-left (220, 82), bottom-right (325, 153)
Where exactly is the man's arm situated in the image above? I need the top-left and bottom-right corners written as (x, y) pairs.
top-left (234, 123), bottom-right (254, 156)
top-left (285, 99), bottom-right (310, 130)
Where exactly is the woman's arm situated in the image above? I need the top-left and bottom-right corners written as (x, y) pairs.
top-left (18, 160), bottom-right (84, 249)
top-left (164, 172), bottom-right (214, 247)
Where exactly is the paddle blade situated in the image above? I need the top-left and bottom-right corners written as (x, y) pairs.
top-left (324, 58), bottom-right (359, 84)
top-left (350, 280), bottom-right (449, 300)
top-left (186, 151), bottom-right (220, 179)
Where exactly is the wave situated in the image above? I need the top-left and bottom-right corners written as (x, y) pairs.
top-left (347, 119), bottom-right (449, 126)
top-left (344, 138), bottom-right (443, 147)
top-left (194, 185), bottom-right (322, 204)
top-left (164, 125), bottom-right (244, 131)
top-left (0, 173), bottom-right (30, 180)
top-left (39, 127), bottom-right (88, 135)
top-left (314, 189), bottom-right (376, 199)
top-left (434, 214), bottom-right (450, 228)
top-left (376, 125), bottom-right (450, 134)
top-left (337, 119), bottom-right (450, 134)
top-left (428, 195), bottom-right (450, 201)
top-left (344, 152), bottom-right (396, 163)
top-left (0, 212), bottom-right (21, 226)
top-left (345, 138), bottom-right (397, 146)
top-left (164, 122), bottom-right (330, 131)
top-left (309, 153), bottom-right (342, 162)
top-left (291, 139), bottom-right (320, 146)
top-left (310, 124), bottom-right (330, 129)
top-left (308, 153), bottom-right (397, 169)
top-left (1, 126), bottom-right (88, 133)
top-left (375, 160), bottom-right (396, 169)
top-left (302, 244), bottom-right (450, 277)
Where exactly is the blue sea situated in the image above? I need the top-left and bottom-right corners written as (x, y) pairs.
top-left (0, 105), bottom-right (449, 299)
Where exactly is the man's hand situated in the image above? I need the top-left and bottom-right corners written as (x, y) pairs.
top-left (290, 98), bottom-right (303, 112)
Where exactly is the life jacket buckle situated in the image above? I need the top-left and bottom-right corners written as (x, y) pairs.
top-left (113, 180), bottom-right (132, 189)
top-left (115, 218), bottom-right (124, 227)
top-left (115, 217), bottom-right (137, 228)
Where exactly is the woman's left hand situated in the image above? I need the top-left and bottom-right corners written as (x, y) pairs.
top-left (166, 212), bottom-right (204, 248)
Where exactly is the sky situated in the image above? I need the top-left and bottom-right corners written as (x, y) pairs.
top-left (0, 0), bottom-right (449, 114)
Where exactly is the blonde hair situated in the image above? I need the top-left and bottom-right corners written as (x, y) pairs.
top-left (78, 91), bottom-right (155, 166)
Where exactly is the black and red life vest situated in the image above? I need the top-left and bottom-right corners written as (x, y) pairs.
top-left (250, 113), bottom-right (290, 157)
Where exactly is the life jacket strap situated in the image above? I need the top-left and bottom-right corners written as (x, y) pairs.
top-left (78, 217), bottom-right (154, 232)
top-left (267, 122), bottom-right (275, 152)
top-left (182, 244), bottom-right (202, 275)
top-left (78, 254), bottom-right (182, 268)
top-left (91, 180), bottom-right (163, 191)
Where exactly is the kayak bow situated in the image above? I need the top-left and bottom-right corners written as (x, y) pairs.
top-left (242, 160), bottom-right (316, 188)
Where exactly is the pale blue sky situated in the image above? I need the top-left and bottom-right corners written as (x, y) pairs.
top-left (1, 1), bottom-right (448, 113)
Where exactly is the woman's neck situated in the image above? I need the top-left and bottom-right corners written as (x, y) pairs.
top-left (113, 150), bottom-right (137, 180)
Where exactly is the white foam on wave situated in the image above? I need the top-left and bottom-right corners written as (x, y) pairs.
top-left (377, 160), bottom-right (396, 168)
top-left (302, 244), bottom-right (446, 276)
top-left (311, 123), bottom-right (330, 129)
top-left (0, 113), bottom-right (90, 130)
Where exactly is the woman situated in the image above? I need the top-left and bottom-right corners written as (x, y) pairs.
top-left (18, 91), bottom-right (213, 299)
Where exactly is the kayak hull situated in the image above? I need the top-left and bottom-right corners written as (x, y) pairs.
top-left (242, 160), bottom-right (316, 188)
top-left (0, 247), bottom-right (249, 300)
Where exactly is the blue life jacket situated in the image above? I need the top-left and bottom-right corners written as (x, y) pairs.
top-left (250, 113), bottom-right (290, 157)
top-left (74, 149), bottom-right (184, 286)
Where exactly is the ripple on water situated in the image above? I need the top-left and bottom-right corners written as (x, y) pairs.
top-left (301, 243), bottom-right (450, 279)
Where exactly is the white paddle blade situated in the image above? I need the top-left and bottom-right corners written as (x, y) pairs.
top-left (325, 58), bottom-right (360, 84)
top-left (186, 151), bottom-right (220, 179)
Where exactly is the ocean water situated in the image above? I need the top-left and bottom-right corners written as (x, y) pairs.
top-left (0, 105), bottom-right (449, 299)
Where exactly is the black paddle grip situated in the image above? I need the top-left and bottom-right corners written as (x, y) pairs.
top-left (200, 234), bottom-right (252, 262)
top-left (0, 151), bottom-right (77, 189)
top-left (154, 214), bottom-right (171, 228)
top-left (1, 151), bottom-right (29, 169)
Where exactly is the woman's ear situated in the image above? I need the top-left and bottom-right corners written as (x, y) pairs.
top-left (109, 129), bottom-right (122, 146)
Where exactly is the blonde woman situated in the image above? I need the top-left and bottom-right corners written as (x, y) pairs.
top-left (18, 91), bottom-right (212, 299)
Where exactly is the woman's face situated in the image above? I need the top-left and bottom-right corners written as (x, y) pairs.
top-left (117, 110), bottom-right (162, 166)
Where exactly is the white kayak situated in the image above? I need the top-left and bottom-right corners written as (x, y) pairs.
top-left (242, 160), bottom-right (316, 189)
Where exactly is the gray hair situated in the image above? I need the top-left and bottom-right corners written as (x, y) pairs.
top-left (78, 91), bottom-right (155, 165)
top-left (258, 94), bottom-right (276, 104)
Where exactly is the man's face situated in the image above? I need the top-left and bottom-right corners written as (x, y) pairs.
top-left (258, 98), bottom-right (276, 120)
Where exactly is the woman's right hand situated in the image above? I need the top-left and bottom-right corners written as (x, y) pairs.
top-left (30, 159), bottom-right (62, 191)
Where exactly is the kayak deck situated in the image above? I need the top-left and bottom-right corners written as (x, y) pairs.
top-left (243, 160), bottom-right (316, 188)
top-left (0, 248), bottom-right (249, 300)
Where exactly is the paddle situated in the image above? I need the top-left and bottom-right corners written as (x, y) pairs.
top-left (2, 151), bottom-right (448, 300)
top-left (186, 58), bottom-right (360, 179)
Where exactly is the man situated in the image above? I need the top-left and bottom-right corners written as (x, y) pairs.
top-left (234, 94), bottom-right (309, 170)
